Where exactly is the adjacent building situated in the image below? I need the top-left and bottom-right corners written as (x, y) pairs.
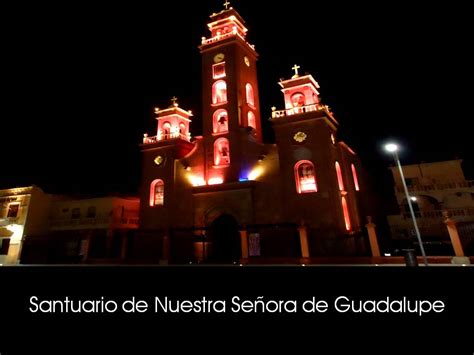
top-left (21, 196), bottom-right (139, 264)
top-left (387, 160), bottom-right (474, 254)
top-left (0, 186), bottom-right (52, 265)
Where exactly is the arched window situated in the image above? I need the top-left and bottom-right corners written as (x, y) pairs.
top-left (149, 179), bottom-right (164, 207)
top-left (291, 92), bottom-right (305, 107)
top-left (213, 109), bottom-right (228, 133)
top-left (246, 83), bottom-right (255, 107)
top-left (335, 161), bottom-right (344, 191)
top-left (214, 138), bottom-right (230, 166)
top-left (295, 160), bottom-right (317, 194)
top-left (162, 122), bottom-right (171, 140)
top-left (212, 63), bottom-right (226, 79)
top-left (212, 80), bottom-right (227, 105)
top-left (179, 123), bottom-right (186, 134)
top-left (341, 196), bottom-right (351, 231)
top-left (247, 111), bottom-right (256, 129)
top-left (351, 164), bottom-right (360, 191)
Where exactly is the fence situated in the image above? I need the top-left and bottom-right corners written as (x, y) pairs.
top-left (307, 228), bottom-right (370, 257)
top-left (20, 224), bottom-right (373, 264)
top-left (126, 224), bottom-right (302, 264)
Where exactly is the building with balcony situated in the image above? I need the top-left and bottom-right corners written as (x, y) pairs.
top-left (138, 3), bottom-right (371, 263)
top-left (21, 196), bottom-right (139, 264)
top-left (387, 159), bottom-right (474, 254)
top-left (0, 186), bottom-right (52, 265)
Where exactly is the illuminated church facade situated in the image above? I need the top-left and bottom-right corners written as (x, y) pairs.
top-left (139, 4), bottom-right (367, 262)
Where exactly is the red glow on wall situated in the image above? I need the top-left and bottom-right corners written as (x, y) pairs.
top-left (248, 111), bottom-right (256, 129)
top-left (291, 92), bottom-right (305, 107)
top-left (213, 109), bottom-right (229, 133)
top-left (179, 123), bottom-right (186, 135)
top-left (162, 122), bottom-right (171, 139)
top-left (152, 108), bottom-right (192, 142)
top-left (149, 179), bottom-right (164, 207)
top-left (206, 13), bottom-right (248, 41)
top-left (212, 80), bottom-right (227, 105)
top-left (341, 196), bottom-right (351, 231)
top-left (351, 164), bottom-right (360, 191)
top-left (213, 62), bottom-right (226, 79)
top-left (214, 138), bottom-right (230, 166)
top-left (335, 161), bottom-right (344, 191)
top-left (294, 160), bottom-right (317, 194)
top-left (246, 83), bottom-right (255, 107)
top-left (281, 79), bottom-right (320, 112)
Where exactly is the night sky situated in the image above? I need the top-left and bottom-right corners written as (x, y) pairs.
top-left (2, 1), bottom-right (472, 210)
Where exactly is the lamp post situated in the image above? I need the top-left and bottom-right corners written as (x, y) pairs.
top-left (384, 143), bottom-right (428, 266)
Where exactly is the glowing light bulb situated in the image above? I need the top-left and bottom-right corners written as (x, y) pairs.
top-left (384, 143), bottom-right (399, 153)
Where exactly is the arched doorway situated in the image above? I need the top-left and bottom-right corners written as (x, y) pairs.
top-left (208, 214), bottom-right (241, 263)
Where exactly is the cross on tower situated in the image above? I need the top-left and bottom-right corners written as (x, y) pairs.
top-left (223, 1), bottom-right (231, 10)
top-left (171, 96), bottom-right (178, 106)
top-left (292, 64), bottom-right (301, 77)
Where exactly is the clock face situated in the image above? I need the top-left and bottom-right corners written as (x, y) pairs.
top-left (293, 132), bottom-right (307, 143)
top-left (154, 155), bottom-right (164, 166)
top-left (214, 53), bottom-right (225, 63)
top-left (244, 56), bottom-right (250, 67)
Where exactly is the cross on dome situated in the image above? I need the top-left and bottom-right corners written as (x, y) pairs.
top-left (223, 1), bottom-right (231, 10)
top-left (171, 96), bottom-right (179, 107)
top-left (292, 64), bottom-right (301, 78)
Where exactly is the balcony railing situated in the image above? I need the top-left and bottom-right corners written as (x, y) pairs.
top-left (51, 216), bottom-right (139, 228)
top-left (401, 208), bottom-right (474, 220)
top-left (143, 132), bottom-right (191, 144)
top-left (271, 104), bottom-right (332, 119)
top-left (201, 31), bottom-right (255, 50)
top-left (396, 180), bottom-right (474, 193)
top-left (202, 31), bottom-right (235, 45)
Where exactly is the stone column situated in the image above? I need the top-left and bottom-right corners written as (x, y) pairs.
top-left (6, 243), bottom-right (21, 265)
top-left (78, 233), bottom-right (91, 263)
top-left (239, 226), bottom-right (249, 260)
top-left (120, 232), bottom-right (128, 261)
top-left (298, 223), bottom-right (310, 259)
top-left (193, 232), bottom-right (208, 264)
top-left (162, 233), bottom-right (170, 264)
top-left (443, 211), bottom-right (465, 257)
top-left (106, 229), bottom-right (114, 258)
top-left (365, 216), bottom-right (381, 257)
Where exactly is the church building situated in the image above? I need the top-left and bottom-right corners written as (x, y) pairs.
top-left (139, 3), bottom-right (367, 263)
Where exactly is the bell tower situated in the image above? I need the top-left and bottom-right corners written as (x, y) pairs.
top-left (199, 2), bottom-right (263, 185)
top-left (271, 66), bottom-right (363, 235)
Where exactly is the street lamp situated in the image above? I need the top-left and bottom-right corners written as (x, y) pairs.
top-left (384, 142), bottom-right (428, 266)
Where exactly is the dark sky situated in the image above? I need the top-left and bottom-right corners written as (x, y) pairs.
top-left (2, 1), bottom-right (472, 204)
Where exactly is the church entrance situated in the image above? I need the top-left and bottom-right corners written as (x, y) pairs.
top-left (208, 214), bottom-right (241, 263)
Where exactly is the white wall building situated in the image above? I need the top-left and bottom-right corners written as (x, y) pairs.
top-left (0, 186), bottom-right (52, 265)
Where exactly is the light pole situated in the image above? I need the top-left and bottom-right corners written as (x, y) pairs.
top-left (384, 143), bottom-right (428, 266)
